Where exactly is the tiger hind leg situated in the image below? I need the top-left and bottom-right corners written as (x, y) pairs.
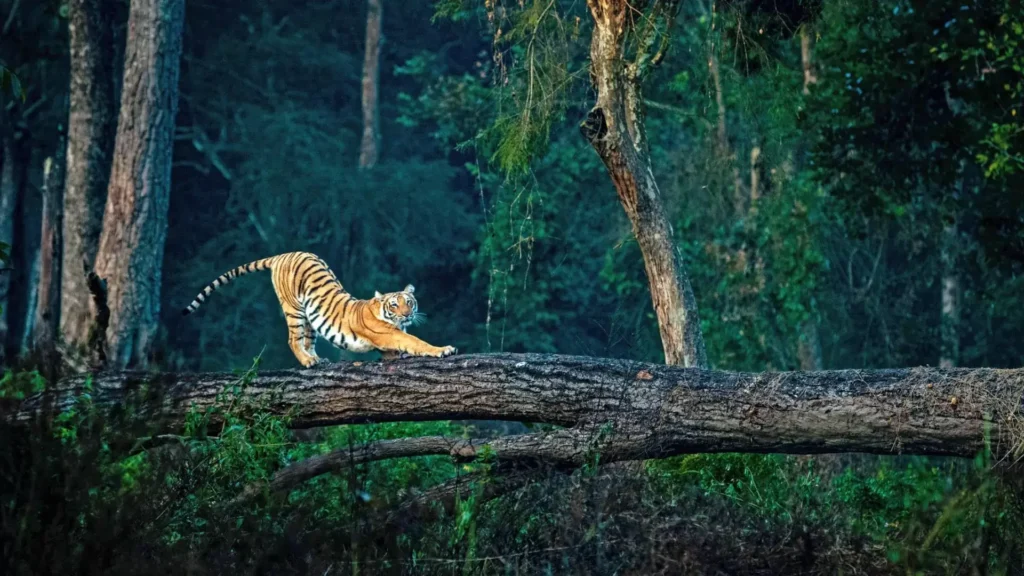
top-left (302, 322), bottom-right (318, 358)
top-left (288, 323), bottom-right (321, 368)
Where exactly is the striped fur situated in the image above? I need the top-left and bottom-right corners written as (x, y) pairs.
top-left (181, 251), bottom-right (457, 367)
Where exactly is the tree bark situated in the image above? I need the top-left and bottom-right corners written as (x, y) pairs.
top-left (0, 128), bottom-right (17, 361)
top-left (92, 0), bottom-right (184, 368)
top-left (32, 147), bottom-right (66, 354)
top-left (61, 0), bottom-right (118, 348)
top-left (13, 354), bottom-right (1024, 464)
top-left (581, 0), bottom-right (707, 368)
top-left (358, 0), bottom-right (382, 170)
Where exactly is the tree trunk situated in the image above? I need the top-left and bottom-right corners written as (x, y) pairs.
top-left (61, 0), bottom-right (118, 348)
top-left (940, 222), bottom-right (960, 369)
top-left (13, 354), bottom-right (1023, 465)
top-left (707, 50), bottom-right (744, 215)
top-left (797, 319), bottom-right (823, 371)
top-left (581, 0), bottom-right (707, 368)
top-left (32, 148), bottom-right (66, 354)
top-left (0, 128), bottom-right (17, 361)
top-left (358, 0), bottom-right (382, 170)
top-left (92, 0), bottom-right (184, 369)
top-left (794, 24), bottom-right (823, 372)
top-left (749, 144), bottom-right (761, 205)
top-left (800, 26), bottom-right (818, 95)
top-left (19, 251), bottom-right (40, 353)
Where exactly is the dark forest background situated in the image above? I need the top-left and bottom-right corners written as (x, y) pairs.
top-left (1, 0), bottom-right (1023, 574)
top-left (2, 0), bottom-right (1020, 373)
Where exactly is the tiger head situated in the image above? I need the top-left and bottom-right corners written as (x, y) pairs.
top-left (373, 284), bottom-right (423, 329)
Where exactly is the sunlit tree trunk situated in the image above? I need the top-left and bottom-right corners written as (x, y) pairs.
top-left (61, 0), bottom-right (117, 348)
top-left (749, 143), bottom-right (762, 205)
top-left (32, 147), bottom-right (66, 354)
top-left (358, 0), bottom-right (382, 169)
top-left (92, 0), bottom-right (184, 368)
top-left (800, 26), bottom-right (818, 95)
top-left (581, 0), bottom-right (707, 368)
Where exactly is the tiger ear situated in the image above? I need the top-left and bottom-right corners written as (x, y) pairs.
top-left (374, 290), bottom-right (383, 298)
top-left (404, 284), bottom-right (415, 294)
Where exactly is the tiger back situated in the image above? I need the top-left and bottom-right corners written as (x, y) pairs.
top-left (182, 251), bottom-right (457, 366)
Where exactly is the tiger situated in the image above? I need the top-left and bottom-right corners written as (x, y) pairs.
top-left (181, 251), bottom-right (457, 367)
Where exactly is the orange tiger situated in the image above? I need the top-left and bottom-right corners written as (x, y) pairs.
top-left (181, 251), bottom-right (457, 367)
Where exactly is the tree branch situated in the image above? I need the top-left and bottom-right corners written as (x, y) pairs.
top-left (11, 354), bottom-right (1024, 464)
top-left (632, 0), bottom-right (681, 78)
top-left (231, 429), bottom-right (602, 505)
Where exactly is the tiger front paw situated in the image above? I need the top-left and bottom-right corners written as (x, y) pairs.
top-left (437, 345), bottom-right (457, 358)
top-left (300, 356), bottom-right (330, 369)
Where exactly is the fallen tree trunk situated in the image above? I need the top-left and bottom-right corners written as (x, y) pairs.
top-left (11, 354), bottom-right (1024, 464)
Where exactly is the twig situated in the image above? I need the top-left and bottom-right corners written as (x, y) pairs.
top-left (2, 0), bottom-right (21, 36)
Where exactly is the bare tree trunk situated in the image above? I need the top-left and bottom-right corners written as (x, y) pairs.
top-left (707, 51), bottom-right (744, 216)
top-left (940, 222), bottom-right (960, 368)
top-left (800, 26), bottom-right (818, 95)
top-left (61, 0), bottom-right (118, 348)
top-left (19, 252), bottom-right (39, 353)
top-left (749, 143), bottom-right (761, 205)
top-left (358, 0), bottom-right (382, 169)
top-left (709, 51), bottom-right (728, 153)
top-left (795, 24), bottom-right (823, 371)
top-left (797, 319), bottom-right (823, 371)
top-left (0, 128), bottom-right (17, 361)
top-left (581, 0), bottom-right (707, 368)
top-left (92, 0), bottom-right (184, 369)
top-left (32, 147), bottom-right (66, 354)
top-left (13, 354), bottom-right (1023, 464)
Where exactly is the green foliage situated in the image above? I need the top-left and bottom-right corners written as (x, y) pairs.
top-left (651, 451), bottom-right (1024, 575)
top-left (431, 0), bottom-right (585, 175)
top-left (969, 4), bottom-right (1024, 178)
top-left (0, 368), bottom-right (45, 399)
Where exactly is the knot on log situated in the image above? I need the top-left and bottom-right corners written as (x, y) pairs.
top-left (580, 107), bottom-right (608, 144)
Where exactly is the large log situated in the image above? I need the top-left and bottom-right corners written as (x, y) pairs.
top-left (11, 354), bottom-right (1023, 464)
